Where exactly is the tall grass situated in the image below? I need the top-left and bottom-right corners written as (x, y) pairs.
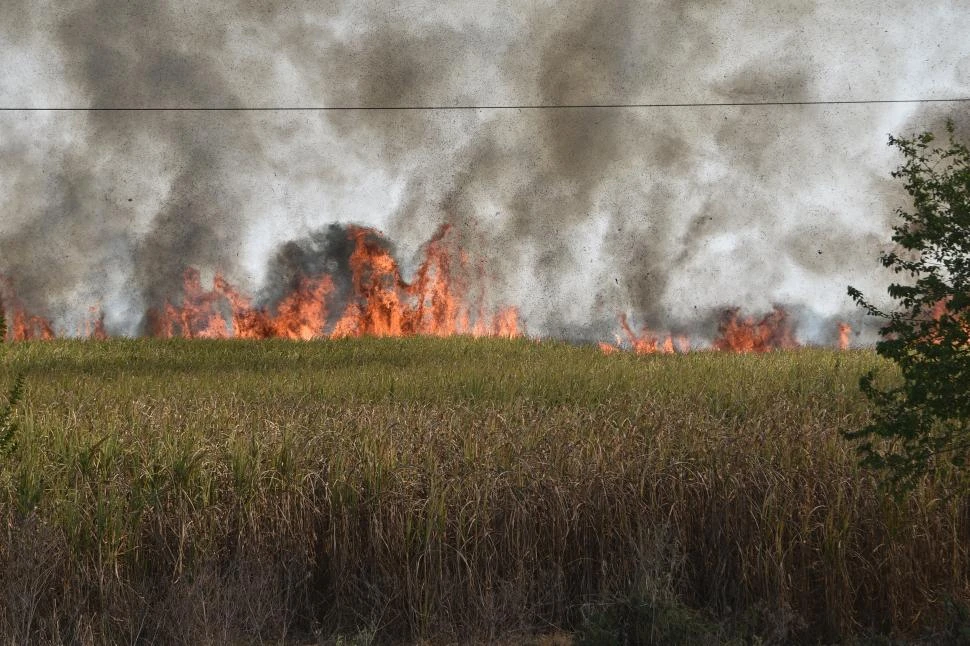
top-left (0, 338), bottom-right (966, 644)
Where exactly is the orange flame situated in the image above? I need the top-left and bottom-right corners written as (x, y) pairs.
top-left (0, 280), bottom-right (55, 341)
top-left (11, 310), bottom-right (55, 341)
top-left (598, 307), bottom-right (853, 355)
top-left (141, 224), bottom-right (520, 341)
top-left (838, 322), bottom-right (851, 350)
top-left (82, 306), bottom-right (108, 340)
top-left (147, 267), bottom-right (230, 339)
top-left (0, 225), bottom-right (890, 351)
top-left (214, 274), bottom-right (335, 340)
top-left (924, 297), bottom-right (970, 345)
top-left (598, 341), bottom-right (619, 355)
top-left (617, 313), bottom-right (688, 354)
top-left (712, 306), bottom-right (798, 353)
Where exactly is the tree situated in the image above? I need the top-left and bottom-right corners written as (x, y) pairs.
top-left (847, 122), bottom-right (970, 493)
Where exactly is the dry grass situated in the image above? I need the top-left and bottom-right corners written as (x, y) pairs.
top-left (0, 338), bottom-right (967, 644)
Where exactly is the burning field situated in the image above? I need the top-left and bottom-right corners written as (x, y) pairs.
top-left (1, 2), bottom-right (969, 643)
top-left (1, 223), bottom-right (521, 343)
top-left (0, 222), bottom-right (857, 356)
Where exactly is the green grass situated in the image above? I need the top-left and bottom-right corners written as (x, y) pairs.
top-left (0, 338), bottom-right (967, 644)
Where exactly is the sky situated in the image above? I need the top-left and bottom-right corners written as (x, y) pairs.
top-left (0, 1), bottom-right (968, 342)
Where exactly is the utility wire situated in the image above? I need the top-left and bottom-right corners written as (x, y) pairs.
top-left (2, 98), bottom-right (970, 111)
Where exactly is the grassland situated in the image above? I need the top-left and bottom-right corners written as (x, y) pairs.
top-left (0, 338), bottom-right (967, 644)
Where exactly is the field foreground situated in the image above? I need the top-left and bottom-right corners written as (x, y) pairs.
top-left (0, 338), bottom-right (967, 644)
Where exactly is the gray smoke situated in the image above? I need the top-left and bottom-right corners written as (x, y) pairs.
top-left (60, 1), bottom-right (266, 330)
top-left (0, 1), bottom-right (966, 340)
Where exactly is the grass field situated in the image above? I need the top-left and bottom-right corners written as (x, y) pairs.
top-left (0, 338), bottom-right (968, 644)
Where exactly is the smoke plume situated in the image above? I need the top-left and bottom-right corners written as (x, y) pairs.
top-left (0, 1), bottom-right (967, 341)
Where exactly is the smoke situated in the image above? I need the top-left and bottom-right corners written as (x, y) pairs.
top-left (0, 1), bottom-right (966, 339)
top-left (258, 223), bottom-right (393, 316)
top-left (58, 1), bottom-right (272, 331)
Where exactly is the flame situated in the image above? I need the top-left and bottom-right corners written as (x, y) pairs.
top-left (82, 306), bottom-right (108, 340)
top-left (838, 322), bottom-right (851, 350)
top-left (137, 224), bottom-right (521, 341)
top-left (214, 274), bottom-right (334, 340)
top-left (598, 341), bottom-right (619, 355)
top-left (325, 225), bottom-right (520, 340)
top-left (11, 309), bottom-right (55, 341)
top-left (0, 225), bottom-right (899, 351)
top-left (0, 280), bottom-right (55, 341)
top-left (924, 297), bottom-right (970, 345)
top-left (615, 313), bottom-right (688, 355)
top-left (490, 306), bottom-right (521, 339)
top-left (147, 267), bottom-right (230, 339)
top-left (712, 306), bottom-right (798, 353)
top-left (599, 307), bottom-right (853, 355)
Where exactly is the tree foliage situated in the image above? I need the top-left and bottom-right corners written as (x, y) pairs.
top-left (847, 122), bottom-right (970, 492)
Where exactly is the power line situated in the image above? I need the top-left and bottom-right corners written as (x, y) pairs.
top-left (2, 98), bottom-right (970, 111)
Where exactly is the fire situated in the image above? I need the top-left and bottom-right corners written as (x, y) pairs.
top-left (924, 297), bottom-right (970, 345)
top-left (712, 306), bottom-right (798, 353)
top-left (11, 309), bottom-right (55, 341)
top-left (213, 274), bottom-right (335, 340)
top-left (0, 280), bottom-right (55, 341)
top-left (490, 306), bottom-right (520, 338)
top-left (600, 306), bottom-right (852, 355)
top-left (0, 225), bottom-right (892, 352)
top-left (323, 225), bottom-right (520, 340)
top-left (81, 306), bottom-right (108, 340)
top-left (838, 322), bottom-right (851, 350)
top-left (598, 342), bottom-right (619, 355)
top-left (144, 224), bottom-right (521, 341)
top-left (146, 267), bottom-right (233, 339)
top-left (618, 314), bottom-right (688, 354)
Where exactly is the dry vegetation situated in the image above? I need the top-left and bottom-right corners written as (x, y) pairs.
top-left (0, 338), bottom-right (967, 644)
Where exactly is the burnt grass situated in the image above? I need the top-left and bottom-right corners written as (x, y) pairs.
top-left (0, 338), bottom-right (967, 644)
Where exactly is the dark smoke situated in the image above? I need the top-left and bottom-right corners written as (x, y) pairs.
top-left (258, 223), bottom-right (397, 316)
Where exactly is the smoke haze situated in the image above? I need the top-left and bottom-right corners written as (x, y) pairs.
top-left (0, 1), bottom-right (967, 341)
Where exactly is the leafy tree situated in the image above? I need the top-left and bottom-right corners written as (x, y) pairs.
top-left (847, 122), bottom-right (970, 492)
